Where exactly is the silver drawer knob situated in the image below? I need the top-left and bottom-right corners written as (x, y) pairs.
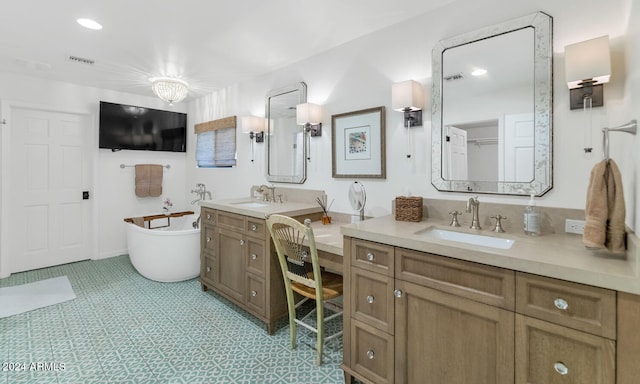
top-left (366, 350), bottom-right (375, 360)
top-left (366, 252), bottom-right (375, 262)
top-left (554, 298), bottom-right (569, 311)
top-left (206, 214), bottom-right (212, 220)
top-left (206, 267), bottom-right (211, 273)
top-left (251, 290), bottom-right (257, 297)
top-left (394, 289), bottom-right (403, 298)
top-left (240, 239), bottom-right (245, 245)
top-left (366, 295), bottom-right (375, 304)
top-left (251, 224), bottom-right (257, 231)
top-left (251, 254), bottom-right (257, 260)
top-left (554, 362), bottom-right (568, 375)
top-left (206, 237), bottom-right (211, 243)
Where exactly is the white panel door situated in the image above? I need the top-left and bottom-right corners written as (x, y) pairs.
top-left (502, 113), bottom-right (534, 182)
top-left (9, 107), bottom-right (91, 273)
top-left (443, 125), bottom-right (468, 180)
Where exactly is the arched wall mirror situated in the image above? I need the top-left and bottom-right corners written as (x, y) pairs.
top-left (431, 12), bottom-right (553, 196)
top-left (265, 82), bottom-right (307, 183)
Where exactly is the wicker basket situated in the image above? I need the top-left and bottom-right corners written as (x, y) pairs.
top-left (395, 196), bottom-right (423, 222)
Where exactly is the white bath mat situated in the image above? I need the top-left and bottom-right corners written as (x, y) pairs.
top-left (0, 276), bottom-right (76, 318)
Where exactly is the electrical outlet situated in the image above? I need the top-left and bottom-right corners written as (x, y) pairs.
top-left (565, 219), bottom-right (586, 234)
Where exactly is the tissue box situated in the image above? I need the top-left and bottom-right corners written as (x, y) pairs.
top-left (395, 196), bottom-right (423, 222)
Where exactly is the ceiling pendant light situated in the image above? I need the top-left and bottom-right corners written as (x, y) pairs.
top-left (150, 77), bottom-right (189, 105)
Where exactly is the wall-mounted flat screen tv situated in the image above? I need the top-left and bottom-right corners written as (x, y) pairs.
top-left (99, 101), bottom-right (187, 152)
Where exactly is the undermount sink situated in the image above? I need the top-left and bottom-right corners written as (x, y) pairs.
top-left (231, 201), bottom-right (269, 208)
top-left (416, 227), bottom-right (515, 250)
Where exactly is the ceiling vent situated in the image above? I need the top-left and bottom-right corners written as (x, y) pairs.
top-left (444, 73), bottom-right (464, 81)
top-left (68, 55), bottom-right (95, 65)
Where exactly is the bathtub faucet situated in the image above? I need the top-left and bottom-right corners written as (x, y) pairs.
top-left (191, 183), bottom-right (211, 204)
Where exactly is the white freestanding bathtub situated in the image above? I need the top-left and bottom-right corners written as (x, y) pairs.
top-left (125, 213), bottom-right (200, 282)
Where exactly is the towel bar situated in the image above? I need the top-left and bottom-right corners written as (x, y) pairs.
top-left (120, 164), bottom-right (171, 169)
top-left (602, 120), bottom-right (637, 161)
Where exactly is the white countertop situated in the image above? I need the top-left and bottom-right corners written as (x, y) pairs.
top-left (202, 199), bottom-right (640, 294)
top-left (201, 197), bottom-right (323, 219)
top-left (308, 220), bottom-right (345, 256)
top-left (341, 215), bottom-right (640, 295)
top-left (201, 197), bottom-right (344, 256)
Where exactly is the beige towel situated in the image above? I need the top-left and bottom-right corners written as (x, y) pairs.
top-left (131, 217), bottom-right (145, 228)
top-left (583, 159), bottom-right (626, 254)
top-left (135, 164), bottom-right (163, 197)
top-left (605, 160), bottom-right (626, 253)
top-left (148, 165), bottom-right (163, 197)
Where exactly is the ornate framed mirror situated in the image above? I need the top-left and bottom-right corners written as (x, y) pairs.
top-left (431, 12), bottom-right (553, 196)
top-left (265, 82), bottom-right (307, 183)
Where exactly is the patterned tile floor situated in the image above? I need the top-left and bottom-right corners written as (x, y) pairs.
top-left (0, 256), bottom-right (344, 383)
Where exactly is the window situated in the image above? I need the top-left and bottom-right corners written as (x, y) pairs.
top-left (195, 116), bottom-right (237, 168)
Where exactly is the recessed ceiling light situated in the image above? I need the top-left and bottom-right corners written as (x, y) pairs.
top-left (77, 18), bottom-right (102, 30)
top-left (471, 68), bottom-right (487, 76)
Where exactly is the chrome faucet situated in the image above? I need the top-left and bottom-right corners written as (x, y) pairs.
top-left (191, 183), bottom-right (211, 205)
top-left (466, 196), bottom-right (481, 230)
top-left (258, 185), bottom-right (276, 203)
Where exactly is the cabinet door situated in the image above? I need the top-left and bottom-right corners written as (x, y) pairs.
top-left (515, 314), bottom-right (615, 384)
top-left (395, 280), bottom-right (514, 384)
top-left (215, 228), bottom-right (245, 302)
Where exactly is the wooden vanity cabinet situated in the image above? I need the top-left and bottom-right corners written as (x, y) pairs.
top-left (343, 238), bottom-right (515, 384)
top-left (342, 236), bottom-right (637, 384)
top-left (199, 208), bottom-right (287, 334)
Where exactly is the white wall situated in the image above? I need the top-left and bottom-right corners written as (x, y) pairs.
top-left (0, 0), bottom-right (638, 274)
top-left (0, 73), bottom-right (190, 264)
top-left (625, 0), bottom-right (640, 230)
top-left (186, 0), bottom-right (638, 225)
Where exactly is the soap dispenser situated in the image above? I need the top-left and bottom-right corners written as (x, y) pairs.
top-left (524, 193), bottom-right (540, 236)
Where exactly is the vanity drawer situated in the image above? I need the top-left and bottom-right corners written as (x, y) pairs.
top-left (246, 239), bottom-right (266, 277)
top-left (515, 314), bottom-right (615, 384)
top-left (396, 247), bottom-right (515, 310)
top-left (246, 274), bottom-right (266, 316)
top-left (217, 211), bottom-right (245, 232)
top-left (350, 267), bottom-right (395, 334)
top-left (516, 272), bottom-right (616, 339)
top-left (350, 239), bottom-right (394, 276)
top-left (201, 254), bottom-right (217, 286)
top-left (201, 208), bottom-right (216, 226)
top-left (350, 319), bottom-right (394, 384)
top-left (246, 218), bottom-right (266, 239)
top-left (202, 225), bottom-right (216, 255)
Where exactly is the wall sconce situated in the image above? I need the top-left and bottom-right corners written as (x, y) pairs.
top-left (241, 116), bottom-right (265, 163)
top-left (296, 103), bottom-right (323, 137)
top-left (392, 80), bottom-right (424, 158)
top-left (296, 102), bottom-right (323, 162)
top-left (564, 35), bottom-right (611, 155)
top-left (565, 35), bottom-right (610, 110)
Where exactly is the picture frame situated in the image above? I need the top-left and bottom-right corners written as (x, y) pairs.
top-left (331, 106), bottom-right (386, 179)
